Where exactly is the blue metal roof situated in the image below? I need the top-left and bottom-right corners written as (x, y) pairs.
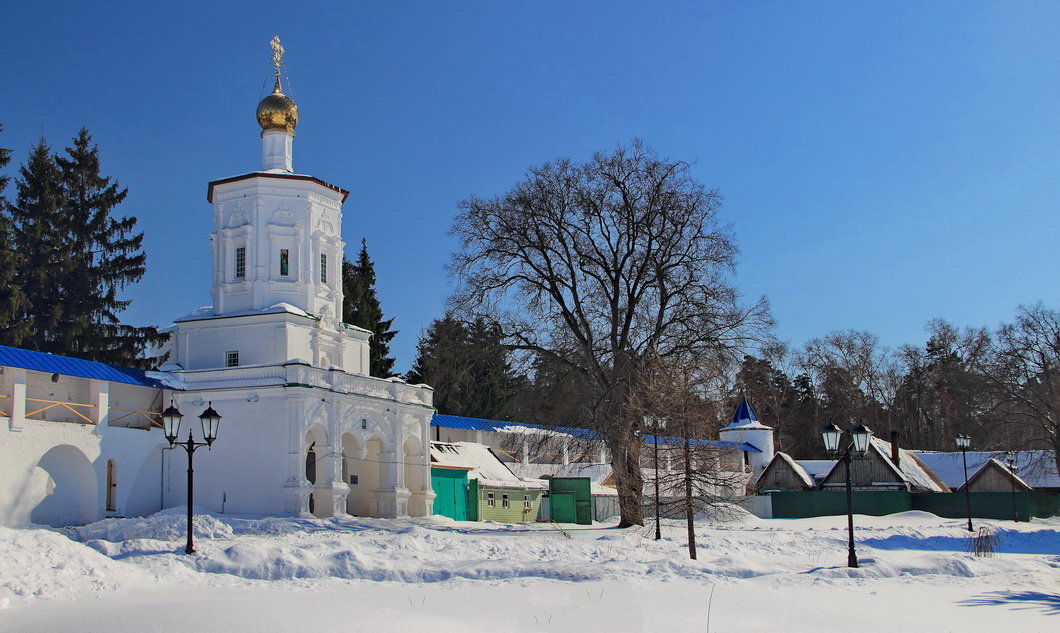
top-left (643, 434), bottom-right (762, 453)
top-left (0, 345), bottom-right (172, 389)
top-left (730, 396), bottom-right (760, 426)
top-left (432, 414), bottom-right (759, 452)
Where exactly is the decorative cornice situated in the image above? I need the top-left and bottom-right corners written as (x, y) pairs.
top-left (208, 172), bottom-right (350, 203)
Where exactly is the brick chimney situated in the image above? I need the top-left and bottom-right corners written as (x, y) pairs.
top-left (890, 430), bottom-right (900, 467)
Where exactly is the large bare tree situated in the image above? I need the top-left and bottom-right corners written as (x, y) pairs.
top-left (987, 303), bottom-right (1060, 477)
top-left (450, 140), bottom-right (769, 527)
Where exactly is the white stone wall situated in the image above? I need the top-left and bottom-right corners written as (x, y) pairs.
top-left (0, 381), bottom-right (168, 526)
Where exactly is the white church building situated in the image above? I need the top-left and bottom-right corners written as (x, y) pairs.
top-left (0, 48), bottom-right (436, 527)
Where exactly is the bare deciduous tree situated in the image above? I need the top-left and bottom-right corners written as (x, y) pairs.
top-left (987, 303), bottom-right (1060, 477)
top-left (450, 140), bottom-right (769, 527)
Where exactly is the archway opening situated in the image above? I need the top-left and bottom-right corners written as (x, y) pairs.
top-left (30, 445), bottom-right (98, 527)
top-left (305, 427), bottom-right (327, 517)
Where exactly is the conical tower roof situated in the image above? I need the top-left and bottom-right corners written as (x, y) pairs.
top-left (721, 396), bottom-right (771, 431)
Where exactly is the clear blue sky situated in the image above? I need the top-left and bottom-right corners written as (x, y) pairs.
top-left (3, 1), bottom-right (1059, 372)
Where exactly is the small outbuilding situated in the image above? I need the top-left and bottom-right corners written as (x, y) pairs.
top-left (430, 441), bottom-right (545, 523)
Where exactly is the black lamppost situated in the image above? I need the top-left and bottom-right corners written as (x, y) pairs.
top-left (821, 422), bottom-right (872, 568)
top-left (644, 416), bottom-right (667, 541)
top-left (162, 401), bottom-right (222, 555)
top-left (1006, 451), bottom-right (1020, 523)
top-left (955, 434), bottom-right (973, 532)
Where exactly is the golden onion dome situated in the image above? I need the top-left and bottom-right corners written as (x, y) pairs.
top-left (256, 79), bottom-right (298, 135)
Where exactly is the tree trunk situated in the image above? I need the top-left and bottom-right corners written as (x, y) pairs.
top-left (611, 434), bottom-right (644, 527)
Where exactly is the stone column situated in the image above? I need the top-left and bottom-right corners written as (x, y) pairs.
top-left (91, 380), bottom-right (110, 436)
top-left (373, 449), bottom-right (409, 518)
top-left (312, 429), bottom-right (350, 518)
top-left (283, 400), bottom-right (312, 514)
top-left (8, 368), bottom-right (26, 432)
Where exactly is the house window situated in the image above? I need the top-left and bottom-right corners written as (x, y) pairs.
top-left (226, 351), bottom-right (239, 367)
top-left (523, 495), bottom-right (532, 509)
top-left (279, 249), bottom-right (290, 276)
top-left (235, 247), bottom-right (246, 279)
top-left (501, 494), bottom-right (510, 509)
top-left (487, 492), bottom-right (495, 507)
top-left (320, 253), bottom-right (328, 284)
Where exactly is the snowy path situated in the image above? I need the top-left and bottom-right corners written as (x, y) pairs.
top-left (1, 509), bottom-right (1057, 632)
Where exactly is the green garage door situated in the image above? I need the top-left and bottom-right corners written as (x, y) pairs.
top-left (431, 468), bottom-right (470, 521)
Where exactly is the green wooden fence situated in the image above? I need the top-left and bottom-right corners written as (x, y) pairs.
top-left (768, 490), bottom-right (1060, 520)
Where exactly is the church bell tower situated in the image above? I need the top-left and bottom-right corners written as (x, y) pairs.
top-left (170, 38), bottom-right (370, 374)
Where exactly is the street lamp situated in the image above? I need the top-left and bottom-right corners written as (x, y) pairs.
top-left (955, 434), bottom-right (973, 532)
top-left (821, 421), bottom-right (873, 568)
top-left (644, 416), bottom-right (667, 541)
top-left (163, 401), bottom-right (222, 554)
top-left (1005, 451), bottom-right (1020, 523)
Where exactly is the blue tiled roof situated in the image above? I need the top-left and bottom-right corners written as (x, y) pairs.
top-left (431, 414), bottom-right (759, 452)
top-left (0, 345), bottom-right (172, 389)
top-left (643, 434), bottom-right (761, 453)
top-left (730, 396), bottom-right (760, 426)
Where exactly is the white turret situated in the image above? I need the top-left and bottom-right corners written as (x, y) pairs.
top-left (719, 396), bottom-right (775, 477)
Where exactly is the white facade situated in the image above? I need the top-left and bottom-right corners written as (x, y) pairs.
top-left (159, 87), bottom-right (435, 519)
top-left (0, 72), bottom-right (436, 527)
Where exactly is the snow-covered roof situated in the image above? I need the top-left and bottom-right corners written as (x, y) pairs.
top-left (430, 441), bottom-right (545, 490)
top-left (911, 450), bottom-right (1059, 489)
top-left (720, 396), bottom-right (771, 431)
top-left (869, 437), bottom-right (949, 492)
top-left (433, 414), bottom-right (760, 452)
top-left (771, 452), bottom-right (816, 488)
top-left (174, 303), bottom-right (319, 323)
top-left (795, 459), bottom-right (838, 482)
top-left (505, 462), bottom-right (617, 496)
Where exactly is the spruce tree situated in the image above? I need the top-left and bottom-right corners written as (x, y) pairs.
top-left (55, 129), bottom-right (158, 365)
top-left (9, 138), bottom-right (68, 354)
top-left (406, 315), bottom-right (518, 419)
top-left (0, 125), bottom-right (31, 347)
top-left (341, 239), bottom-right (397, 377)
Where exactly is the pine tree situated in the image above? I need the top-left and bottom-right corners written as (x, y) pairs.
top-left (406, 315), bottom-right (518, 419)
top-left (5, 130), bottom-right (157, 365)
top-left (8, 138), bottom-right (68, 354)
top-left (54, 129), bottom-right (158, 365)
top-left (341, 239), bottom-right (397, 377)
top-left (0, 124), bottom-right (31, 347)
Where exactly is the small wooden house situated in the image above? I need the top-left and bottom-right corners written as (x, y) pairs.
top-left (430, 441), bottom-right (546, 523)
top-left (755, 452), bottom-right (818, 492)
top-left (958, 458), bottom-right (1032, 493)
top-left (819, 435), bottom-right (949, 493)
top-left (912, 450), bottom-right (1059, 492)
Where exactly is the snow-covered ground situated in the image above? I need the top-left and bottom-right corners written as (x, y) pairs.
top-left (1, 507), bottom-right (1057, 632)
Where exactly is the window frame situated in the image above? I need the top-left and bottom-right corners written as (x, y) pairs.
top-left (225, 351), bottom-right (239, 367)
top-left (486, 492), bottom-right (495, 507)
top-left (235, 246), bottom-right (246, 279)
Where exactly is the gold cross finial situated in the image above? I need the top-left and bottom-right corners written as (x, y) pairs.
top-left (270, 36), bottom-right (285, 93)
